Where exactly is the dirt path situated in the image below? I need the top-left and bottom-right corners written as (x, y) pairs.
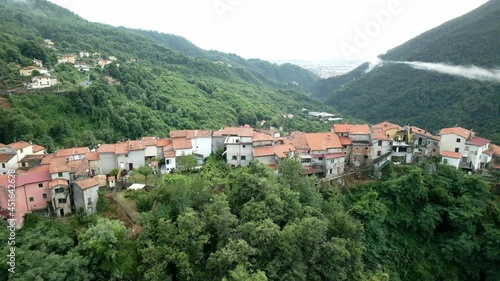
top-left (113, 192), bottom-right (140, 223)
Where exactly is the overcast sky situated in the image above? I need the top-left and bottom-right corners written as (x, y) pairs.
top-left (48, 0), bottom-right (488, 62)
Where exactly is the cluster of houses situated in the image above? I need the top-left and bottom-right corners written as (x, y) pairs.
top-left (17, 38), bottom-right (128, 90)
top-left (1, 122), bottom-right (499, 227)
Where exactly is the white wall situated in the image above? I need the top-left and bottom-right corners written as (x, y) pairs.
top-left (51, 172), bottom-right (70, 181)
top-left (193, 137), bottom-right (212, 159)
top-left (145, 146), bottom-right (157, 158)
top-left (98, 153), bottom-right (116, 174)
top-left (164, 157), bottom-right (176, 172)
top-left (440, 134), bottom-right (465, 153)
top-left (442, 156), bottom-right (460, 169)
top-left (129, 150), bottom-right (145, 170)
top-left (0, 156), bottom-right (17, 174)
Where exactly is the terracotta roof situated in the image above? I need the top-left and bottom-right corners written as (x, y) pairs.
top-left (67, 159), bottom-right (89, 176)
top-left (410, 126), bottom-right (438, 140)
top-left (164, 150), bottom-right (176, 158)
top-left (8, 141), bottom-right (31, 150)
top-left (156, 138), bottom-right (171, 147)
top-left (371, 127), bottom-right (391, 141)
top-left (141, 137), bottom-right (158, 146)
top-left (74, 178), bottom-right (100, 190)
top-left (41, 154), bottom-right (56, 165)
top-left (440, 150), bottom-right (461, 159)
top-left (0, 153), bottom-right (16, 162)
top-left (467, 136), bottom-right (490, 147)
top-left (333, 124), bottom-right (370, 135)
top-left (324, 153), bottom-right (346, 159)
top-left (49, 179), bottom-right (68, 188)
top-left (253, 144), bottom-right (295, 158)
top-left (490, 144), bottom-right (500, 155)
top-left (172, 138), bottom-right (192, 150)
top-left (49, 157), bottom-right (71, 174)
top-left (483, 150), bottom-right (494, 156)
top-left (289, 131), bottom-right (309, 151)
top-left (332, 124), bottom-right (349, 133)
top-left (170, 130), bottom-right (212, 139)
top-left (32, 144), bottom-right (46, 153)
top-left (372, 121), bottom-right (403, 131)
top-left (213, 126), bottom-right (253, 137)
top-left (305, 133), bottom-right (342, 151)
top-left (348, 124), bottom-right (370, 135)
top-left (339, 136), bottom-right (352, 145)
top-left (55, 147), bottom-right (89, 157)
top-left (253, 132), bottom-right (275, 142)
top-left (85, 152), bottom-right (100, 161)
top-left (114, 142), bottom-right (129, 155)
top-left (128, 140), bottom-right (145, 151)
top-left (97, 144), bottom-right (116, 153)
top-left (439, 127), bottom-right (472, 139)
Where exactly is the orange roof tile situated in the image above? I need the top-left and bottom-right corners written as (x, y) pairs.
top-left (49, 157), bottom-right (71, 174)
top-left (332, 124), bottom-right (349, 133)
top-left (49, 179), bottom-right (68, 188)
top-left (483, 150), bottom-right (494, 156)
top-left (67, 159), bottom-right (89, 176)
top-left (490, 144), bottom-right (500, 155)
top-left (74, 178), bottom-right (100, 190)
top-left (55, 147), bottom-right (89, 157)
top-left (8, 141), bottom-right (31, 150)
top-left (32, 144), bottom-right (46, 153)
top-left (114, 142), bottom-right (129, 155)
top-left (170, 130), bottom-right (212, 139)
top-left (156, 138), bottom-right (171, 147)
top-left (213, 126), bottom-right (253, 137)
top-left (172, 138), bottom-right (192, 150)
top-left (410, 126), bottom-right (438, 140)
top-left (141, 137), bottom-right (158, 146)
top-left (348, 124), bottom-right (370, 135)
top-left (253, 144), bottom-right (295, 158)
top-left (0, 153), bottom-right (16, 162)
top-left (85, 152), bottom-right (100, 161)
top-left (339, 136), bottom-right (353, 145)
top-left (371, 127), bottom-right (391, 141)
top-left (305, 133), bottom-right (342, 151)
top-left (439, 127), bottom-right (472, 139)
top-left (372, 121), bottom-right (403, 131)
top-left (441, 151), bottom-right (461, 159)
top-left (41, 154), bottom-right (56, 165)
top-left (164, 151), bottom-right (176, 158)
top-left (128, 140), bottom-right (145, 151)
top-left (289, 131), bottom-right (309, 151)
top-left (253, 132), bottom-right (275, 142)
top-left (97, 144), bottom-right (116, 153)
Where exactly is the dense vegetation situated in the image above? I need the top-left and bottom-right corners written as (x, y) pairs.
top-left (1, 157), bottom-right (499, 280)
top-left (313, 0), bottom-right (500, 143)
top-left (0, 0), bottom-right (332, 150)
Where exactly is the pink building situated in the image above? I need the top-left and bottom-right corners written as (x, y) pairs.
top-left (0, 165), bottom-right (52, 226)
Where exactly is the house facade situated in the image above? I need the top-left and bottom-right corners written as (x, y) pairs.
top-left (49, 179), bottom-right (71, 217)
top-left (72, 178), bottom-right (100, 215)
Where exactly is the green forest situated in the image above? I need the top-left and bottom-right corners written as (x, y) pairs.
top-left (313, 0), bottom-right (500, 144)
top-left (1, 157), bottom-right (499, 281)
top-left (0, 0), bottom-right (333, 151)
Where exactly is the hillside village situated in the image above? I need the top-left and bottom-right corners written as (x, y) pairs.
top-left (15, 38), bottom-right (125, 90)
top-left (1, 121), bottom-right (499, 227)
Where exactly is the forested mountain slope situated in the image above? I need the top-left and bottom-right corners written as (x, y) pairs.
top-left (314, 0), bottom-right (500, 143)
top-left (0, 0), bottom-right (332, 151)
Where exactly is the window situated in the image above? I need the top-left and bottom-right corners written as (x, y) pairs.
top-left (87, 198), bottom-right (92, 205)
top-left (433, 149), bottom-right (436, 152)
top-left (241, 156), bottom-right (246, 161)
top-left (166, 159), bottom-right (170, 165)
top-left (232, 156), bottom-right (237, 160)
top-left (42, 193), bottom-right (47, 199)
top-left (331, 159), bottom-right (335, 163)
top-left (364, 155), bottom-right (368, 159)
top-left (319, 157), bottom-right (323, 161)
top-left (301, 158), bottom-right (311, 163)
top-left (365, 146), bottom-right (368, 151)
top-left (378, 141), bottom-right (382, 146)
top-left (465, 146), bottom-right (470, 151)
top-left (342, 145), bottom-right (347, 149)
top-left (242, 145), bottom-right (246, 148)
top-left (329, 169), bottom-right (333, 174)
top-left (456, 138), bottom-right (461, 143)
top-left (125, 154), bottom-right (128, 157)
top-left (58, 198), bottom-right (67, 204)
top-left (235, 139), bottom-right (239, 143)
top-left (377, 151), bottom-right (381, 156)
top-left (355, 146), bottom-right (359, 151)
top-left (455, 148), bottom-right (459, 153)
top-left (57, 172), bottom-right (63, 177)
top-left (38, 183), bottom-right (43, 188)
top-left (21, 162), bottom-right (26, 167)
top-left (55, 187), bottom-right (64, 193)
top-left (20, 148), bottom-right (23, 153)
top-left (29, 197), bottom-right (34, 202)
top-left (1, 164), bottom-right (5, 168)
